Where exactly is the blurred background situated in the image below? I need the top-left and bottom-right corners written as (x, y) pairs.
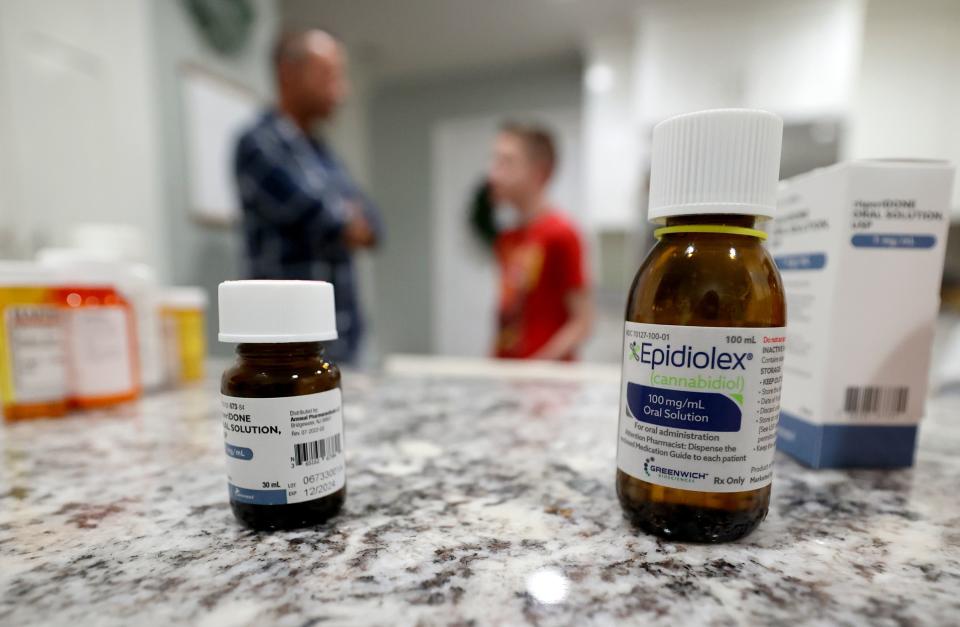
top-left (0, 0), bottom-right (958, 366)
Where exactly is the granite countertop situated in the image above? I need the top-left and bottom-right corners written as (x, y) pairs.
top-left (1, 358), bottom-right (958, 626)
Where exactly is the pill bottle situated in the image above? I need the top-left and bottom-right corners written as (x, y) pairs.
top-left (616, 109), bottom-right (786, 542)
top-left (160, 287), bottom-right (208, 385)
top-left (219, 280), bottom-right (346, 530)
top-left (39, 249), bottom-right (163, 393)
top-left (123, 263), bottom-right (166, 392)
top-left (0, 262), bottom-right (69, 421)
top-left (66, 225), bottom-right (168, 391)
top-left (51, 277), bottom-right (140, 409)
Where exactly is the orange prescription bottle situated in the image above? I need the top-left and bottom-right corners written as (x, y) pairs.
top-left (0, 263), bottom-right (69, 421)
top-left (53, 281), bottom-right (140, 409)
top-left (38, 249), bottom-right (164, 393)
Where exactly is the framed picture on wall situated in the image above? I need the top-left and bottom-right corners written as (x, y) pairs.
top-left (179, 63), bottom-right (262, 226)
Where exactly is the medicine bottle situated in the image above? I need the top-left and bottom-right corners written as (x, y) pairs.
top-left (161, 286), bottom-right (208, 385)
top-left (0, 263), bottom-right (69, 421)
top-left (39, 249), bottom-right (162, 394)
top-left (54, 280), bottom-right (140, 409)
top-left (219, 280), bottom-right (345, 530)
top-left (616, 109), bottom-right (787, 542)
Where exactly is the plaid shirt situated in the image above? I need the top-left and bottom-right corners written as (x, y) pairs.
top-left (234, 110), bottom-right (382, 363)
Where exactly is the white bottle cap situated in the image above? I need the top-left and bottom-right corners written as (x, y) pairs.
top-left (36, 247), bottom-right (126, 288)
top-left (69, 223), bottom-right (145, 262)
top-left (162, 286), bottom-right (209, 310)
top-left (0, 261), bottom-right (65, 287)
top-left (647, 108), bottom-right (783, 222)
top-left (218, 280), bottom-right (338, 343)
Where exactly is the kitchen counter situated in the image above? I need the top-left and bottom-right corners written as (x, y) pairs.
top-left (1, 358), bottom-right (958, 626)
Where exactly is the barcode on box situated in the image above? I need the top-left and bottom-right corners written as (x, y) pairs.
top-left (293, 434), bottom-right (342, 466)
top-left (843, 386), bottom-right (908, 415)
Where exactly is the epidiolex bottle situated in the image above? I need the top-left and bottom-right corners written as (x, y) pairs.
top-left (616, 109), bottom-right (786, 542)
top-left (219, 280), bottom-right (346, 530)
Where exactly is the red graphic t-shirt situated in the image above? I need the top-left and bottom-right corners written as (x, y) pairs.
top-left (494, 210), bottom-right (588, 360)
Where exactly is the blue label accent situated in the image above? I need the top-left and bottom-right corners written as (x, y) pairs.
top-left (851, 233), bottom-right (936, 249)
top-left (225, 443), bottom-right (253, 460)
top-left (774, 253), bottom-right (827, 271)
top-left (626, 383), bottom-right (741, 432)
top-left (777, 411), bottom-right (917, 468)
top-left (228, 483), bottom-right (287, 505)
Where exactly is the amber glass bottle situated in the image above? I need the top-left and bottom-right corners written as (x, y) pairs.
top-left (616, 110), bottom-right (787, 543)
top-left (219, 281), bottom-right (346, 531)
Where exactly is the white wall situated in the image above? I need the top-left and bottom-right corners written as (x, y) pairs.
top-left (634, 0), bottom-right (865, 124)
top-left (582, 29), bottom-right (643, 232)
top-left (0, 0), bottom-right (166, 275)
top-left (846, 0), bottom-right (960, 212)
top-left (0, 21), bottom-right (17, 257)
top-left (579, 0), bottom-right (865, 232)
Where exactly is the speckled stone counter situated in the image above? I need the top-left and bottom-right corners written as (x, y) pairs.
top-left (1, 361), bottom-right (958, 626)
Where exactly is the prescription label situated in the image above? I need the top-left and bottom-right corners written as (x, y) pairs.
top-left (67, 306), bottom-right (136, 397)
top-left (616, 322), bottom-right (786, 492)
top-left (221, 389), bottom-right (345, 505)
top-left (5, 306), bottom-right (67, 403)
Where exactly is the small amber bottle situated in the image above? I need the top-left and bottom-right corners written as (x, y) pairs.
top-left (219, 280), bottom-right (345, 530)
top-left (616, 109), bottom-right (787, 542)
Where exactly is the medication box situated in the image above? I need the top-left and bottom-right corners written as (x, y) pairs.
top-left (770, 160), bottom-right (955, 468)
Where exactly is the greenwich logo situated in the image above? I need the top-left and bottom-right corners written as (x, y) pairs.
top-left (643, 456), bottom-right (708, 483)
top-left (629, 341), bottom-right (752, 371)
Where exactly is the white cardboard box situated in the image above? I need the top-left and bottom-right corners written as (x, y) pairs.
top-left (770, 160), bottom-right (955, 468)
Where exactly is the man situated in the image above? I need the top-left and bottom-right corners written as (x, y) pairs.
top-left (488, 122), bottom-right (593, 360)
top-left (234, 30), bottom-right (381, 364)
